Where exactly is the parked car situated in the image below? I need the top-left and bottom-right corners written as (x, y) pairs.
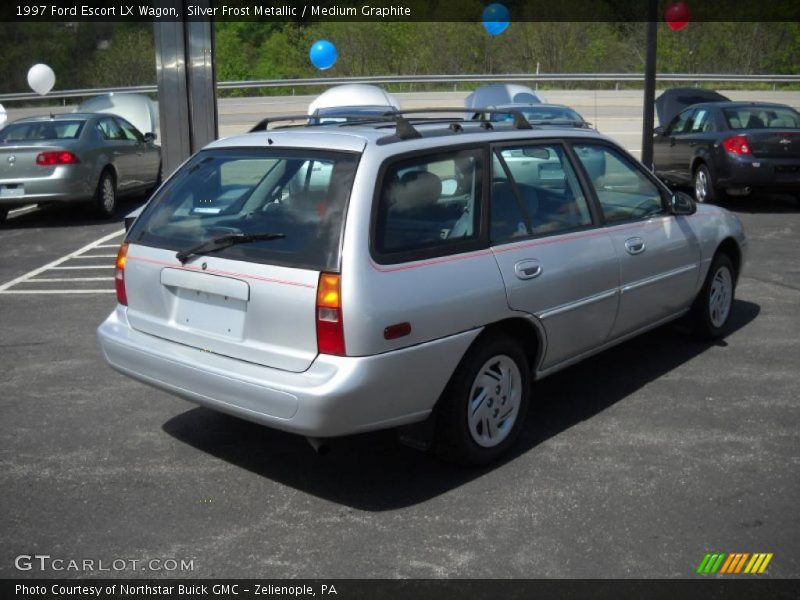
top-left (653, 89), bottom-right (800, 203)
top-left (464, 84), bottom-right (546, 117)
top-left (307, 84), bottom-right (399, 124)
top-left (0, 112), bottom-right (160, 223)
top-left (98, 110), bottom-right (746, 465)
top-left (476, 103), bottom-right (591, 128)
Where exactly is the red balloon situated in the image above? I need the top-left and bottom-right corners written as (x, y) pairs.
top-left (665, 2), bottom-right (690, 31)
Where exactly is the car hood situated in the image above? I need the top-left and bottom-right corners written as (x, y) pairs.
top-left (75, 93), bottom-right (159, 137)
top-left (464, 84), bottom-right (545, 110)
top-left (655, 88), bottom-right (729, 127)
top-left (308, 85), bottom-right (399, 115)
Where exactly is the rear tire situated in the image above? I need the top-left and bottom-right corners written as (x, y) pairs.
top-left (689, 253), bottom-right (736, 339)
top-left (0, 207), bottom-right (7, 225)
top-left (434, 335), bottom-right (530, 466)
top-left (693, 164), bottom-right (721, 204)
top-left (94, 170), bottom-right (117, 219)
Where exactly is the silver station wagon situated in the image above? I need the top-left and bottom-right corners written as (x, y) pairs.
top-left (98, 110), bottom-right (747, 465)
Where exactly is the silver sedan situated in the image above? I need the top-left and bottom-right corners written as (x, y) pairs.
top-left (0, 112), bottom-right (161, 223)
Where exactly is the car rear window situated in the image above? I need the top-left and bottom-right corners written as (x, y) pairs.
top-left (723, 106), bottom-right (800, 129)
top-left (127, 148), bottom-right (359, 271)
top-left (0, 120), bottom-right (85, 142)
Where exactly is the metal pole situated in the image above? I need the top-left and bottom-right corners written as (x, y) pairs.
top-left (641, 0), bottom-right (658, 170)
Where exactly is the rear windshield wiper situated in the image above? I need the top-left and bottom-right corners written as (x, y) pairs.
top-left (176, 232), bottom-right (285, 264)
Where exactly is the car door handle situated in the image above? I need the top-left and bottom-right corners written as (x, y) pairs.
top-left (625, 237), bottom-right (646, 255)
top-left (514, 260), bottom-right (542, 280)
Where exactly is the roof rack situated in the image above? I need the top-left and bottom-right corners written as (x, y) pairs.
top-left (247, 107), bottom-right (533, 140)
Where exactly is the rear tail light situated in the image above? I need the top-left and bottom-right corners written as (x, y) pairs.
top-left (316, 273), bottom-right (345, 356)
top-left (722, 135), bottom-right (751, 155)
top-left (35, 151), bottom-right (80, 165)
top-left (115, 243), bottom-right (129, 306)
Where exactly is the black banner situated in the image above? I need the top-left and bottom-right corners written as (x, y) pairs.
top-left (2, 0), bottom-right (799, 23)
top-left (4, 579), bottom-right (800, 600)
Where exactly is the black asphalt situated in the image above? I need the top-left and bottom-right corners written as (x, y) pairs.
top-left (1, 194), bottom-right (798, 579)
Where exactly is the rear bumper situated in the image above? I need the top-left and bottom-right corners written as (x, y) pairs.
top-left (97, 306), bottom-right (480, 437)
top-left (715, 155), bottom-right (800, 192)
top-left (0, 166), bottom-right (94, 206)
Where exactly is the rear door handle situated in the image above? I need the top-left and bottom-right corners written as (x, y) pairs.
top-left (514, 260), bottom-right (542, 280)
top-left (625, 237), bottom-right (646, 255)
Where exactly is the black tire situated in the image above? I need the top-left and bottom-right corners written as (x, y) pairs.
top-left (94, 170), bottom-right (117, 219)
top-left (689, 253), bottom-right (736, 339)
top-left (693, 163), bottom-right (721, 204)
top-left (0, 207), bottom-right (8, 225)
top-left (434, 335), bottom-right (531, 466)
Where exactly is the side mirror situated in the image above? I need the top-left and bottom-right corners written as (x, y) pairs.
top-left (144, 132), bottom-right (157, 142)
top-left (670, 191), bottom-right (696, 216)
top-left (653, 126), bottom-right (665, 136)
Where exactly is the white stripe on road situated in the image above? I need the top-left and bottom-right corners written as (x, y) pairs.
top-left (50, 265), bottom-right (114, 270)
top-left (94, 244), bottom-right (121, 249)
top-left (8, 205), bottom-right (38, 216)
top-left (70, 254), bottom-right (118, 259)
top-left (0, 229), bottom-right (123, 293)
top-left (26, 277), bottom-right (114, 282)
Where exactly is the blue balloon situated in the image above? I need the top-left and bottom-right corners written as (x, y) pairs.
top-left (309, 40), bottom-right (338, 71)
top-left (482, 3), bottom-right (510, 37)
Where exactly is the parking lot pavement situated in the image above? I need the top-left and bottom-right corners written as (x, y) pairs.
top-left (0, 193), bottom-right (798, 579)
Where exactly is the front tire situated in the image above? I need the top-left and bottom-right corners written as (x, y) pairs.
top-left (94, 170), bottom-right (117, 219)
top-left (434, 335), bottom-right (530, 466)
top-left (690, 253), bottom-right (736, 339)
top-left (0, 207), bottom-right (8, 225)
top-left (693, 164), bottom-right (720, 204)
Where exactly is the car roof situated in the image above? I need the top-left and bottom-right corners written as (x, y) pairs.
top-left (9, 113), bottom-right (96, 123)
top-left (208, 120), bottom-right (609, 154)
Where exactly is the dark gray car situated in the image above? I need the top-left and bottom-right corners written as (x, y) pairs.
top-left (0, 112), bottom-right (161, 222)
top-left (653, 100), bottom-right (800, 203)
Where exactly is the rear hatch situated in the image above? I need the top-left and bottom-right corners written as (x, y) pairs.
top-left (124, 146), bottom-right (360, 373)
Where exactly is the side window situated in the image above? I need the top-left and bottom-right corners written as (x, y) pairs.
top-left (97, 118), bottom-right (126, 141)
top-left (375, 148), bottom-right (483, 255)
top-left (573, 144), bottom-right (664, 223)
top-left (491, 143), bottom-right (592, 243)
top-left (689, 109), bottom-right (713, 133)
top-left (116, 118), bottom-right (144, 142)
top-left (667, 109), bottom-right (694, 135)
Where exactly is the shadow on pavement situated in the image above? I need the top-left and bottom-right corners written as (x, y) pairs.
top-left (1, 196), bottom-right (147, 230)
top-left (163, 299), bottom-right (760, 511)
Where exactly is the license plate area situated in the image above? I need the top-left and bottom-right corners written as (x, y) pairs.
top-left (160, 268), bottom-right (250, 341)
top-left (0, 184), bottom-right (24, 198)
top-left (173, 288), bottom-right (247, 340)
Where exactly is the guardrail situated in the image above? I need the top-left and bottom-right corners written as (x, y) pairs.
top-left (1, 73), bottom-right (798, 102)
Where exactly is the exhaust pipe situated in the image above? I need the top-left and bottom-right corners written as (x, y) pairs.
top-left (306, 437), bottom-right (331, 455)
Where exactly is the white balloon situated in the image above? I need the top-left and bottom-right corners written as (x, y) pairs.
top-left (27, 64), bottom-right (56, 96)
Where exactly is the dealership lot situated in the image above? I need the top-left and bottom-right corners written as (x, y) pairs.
top-left (1, 94), bottom-right (799, 578)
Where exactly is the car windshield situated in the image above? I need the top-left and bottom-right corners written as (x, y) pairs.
top-left (0, 120), bottom-right (85, 142)
top-left (128, 148), bottom-right (360, 271)
top-left (723, 106), bottom-right (800, 130)
top-left (490, 107), bottom-right (583, 123)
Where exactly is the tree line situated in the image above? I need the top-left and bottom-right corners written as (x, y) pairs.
top-left (0, 20), bottom-right (797, 95)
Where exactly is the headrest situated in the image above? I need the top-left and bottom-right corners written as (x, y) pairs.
top-left (392, 171), bottom-right (442, 210)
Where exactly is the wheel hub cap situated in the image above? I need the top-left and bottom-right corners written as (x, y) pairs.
top-left (695, 171), bottom-right (707, 203)
top-left (709, 266), bottom-right (732, 328)
top-left (467, 355), bottom-right (522, 448)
